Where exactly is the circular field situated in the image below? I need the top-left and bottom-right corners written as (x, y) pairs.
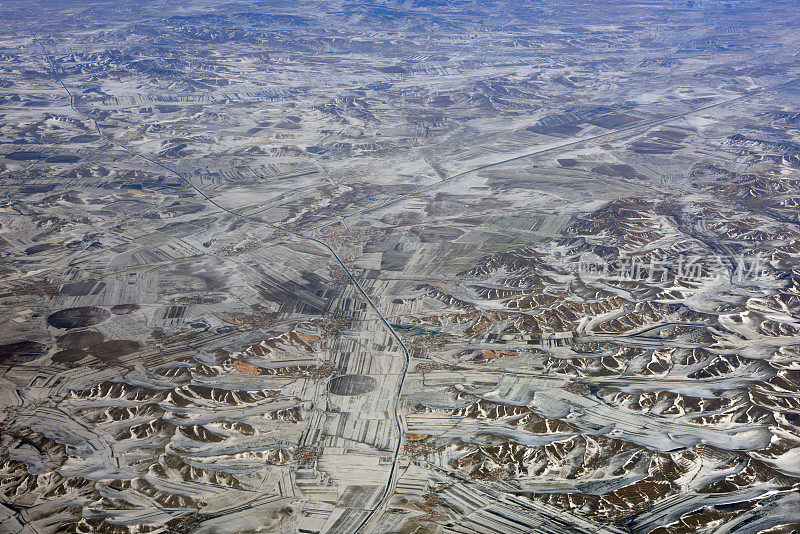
top-left (328, 374), bottom-right (377, 396)
top-left (56, 330), bottom-right (105, 349)
top-left (87, 340), bottom-right (141, 361)
top-left (51, 349), bottom-right (89, 363)
top-left (47, 307), bottom-right (110, 329)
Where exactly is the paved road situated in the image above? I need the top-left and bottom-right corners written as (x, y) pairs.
top-left (306, 81), bottom-right (789, 233)
top-left (29, 27), bottom-right (409, 534)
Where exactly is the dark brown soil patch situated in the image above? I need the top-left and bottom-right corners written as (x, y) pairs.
top-left (526, 124), bottom-right (582, 136)
top-left (328, 374), bottom-right (377, 396)
top-left (592, 164), bottom-right (647, 180)
top-left (5, 151), bottom-right (43, 161)
top-left (45, 155), bottom-right (81, 163)
top-left (52, 349), bottom-right (89, 363)
top-left (274, 121), bottom-right (301, 130)
top-left (376, 65), bottom-right (406, 74)
top-left (587, 113), bottom-right (640, 129)
top-left (19, 184), bottom-right (58, 195)
top-left (630, 130), bottom-right (689, 154)
top-left (630, 141), bottom-right (679, 155)
top-left (0, 341), bottom-right (47, 364)
top-left (111, 304), bottom-right (139, 315)
top-left (25, 243), bottom-right (60, 255)
top-left (60, 280), bottom-right (106, 297)
top-left (69, 134), bottom-right (100, 143)
top-left (57, 330), bottom-right (105, 349)
top-left (47, 307), bottom-right (110, 329)
top-left (87, 340), bottom-right (142, 360)
top-left (412, 226), bottom-right (464, 243)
